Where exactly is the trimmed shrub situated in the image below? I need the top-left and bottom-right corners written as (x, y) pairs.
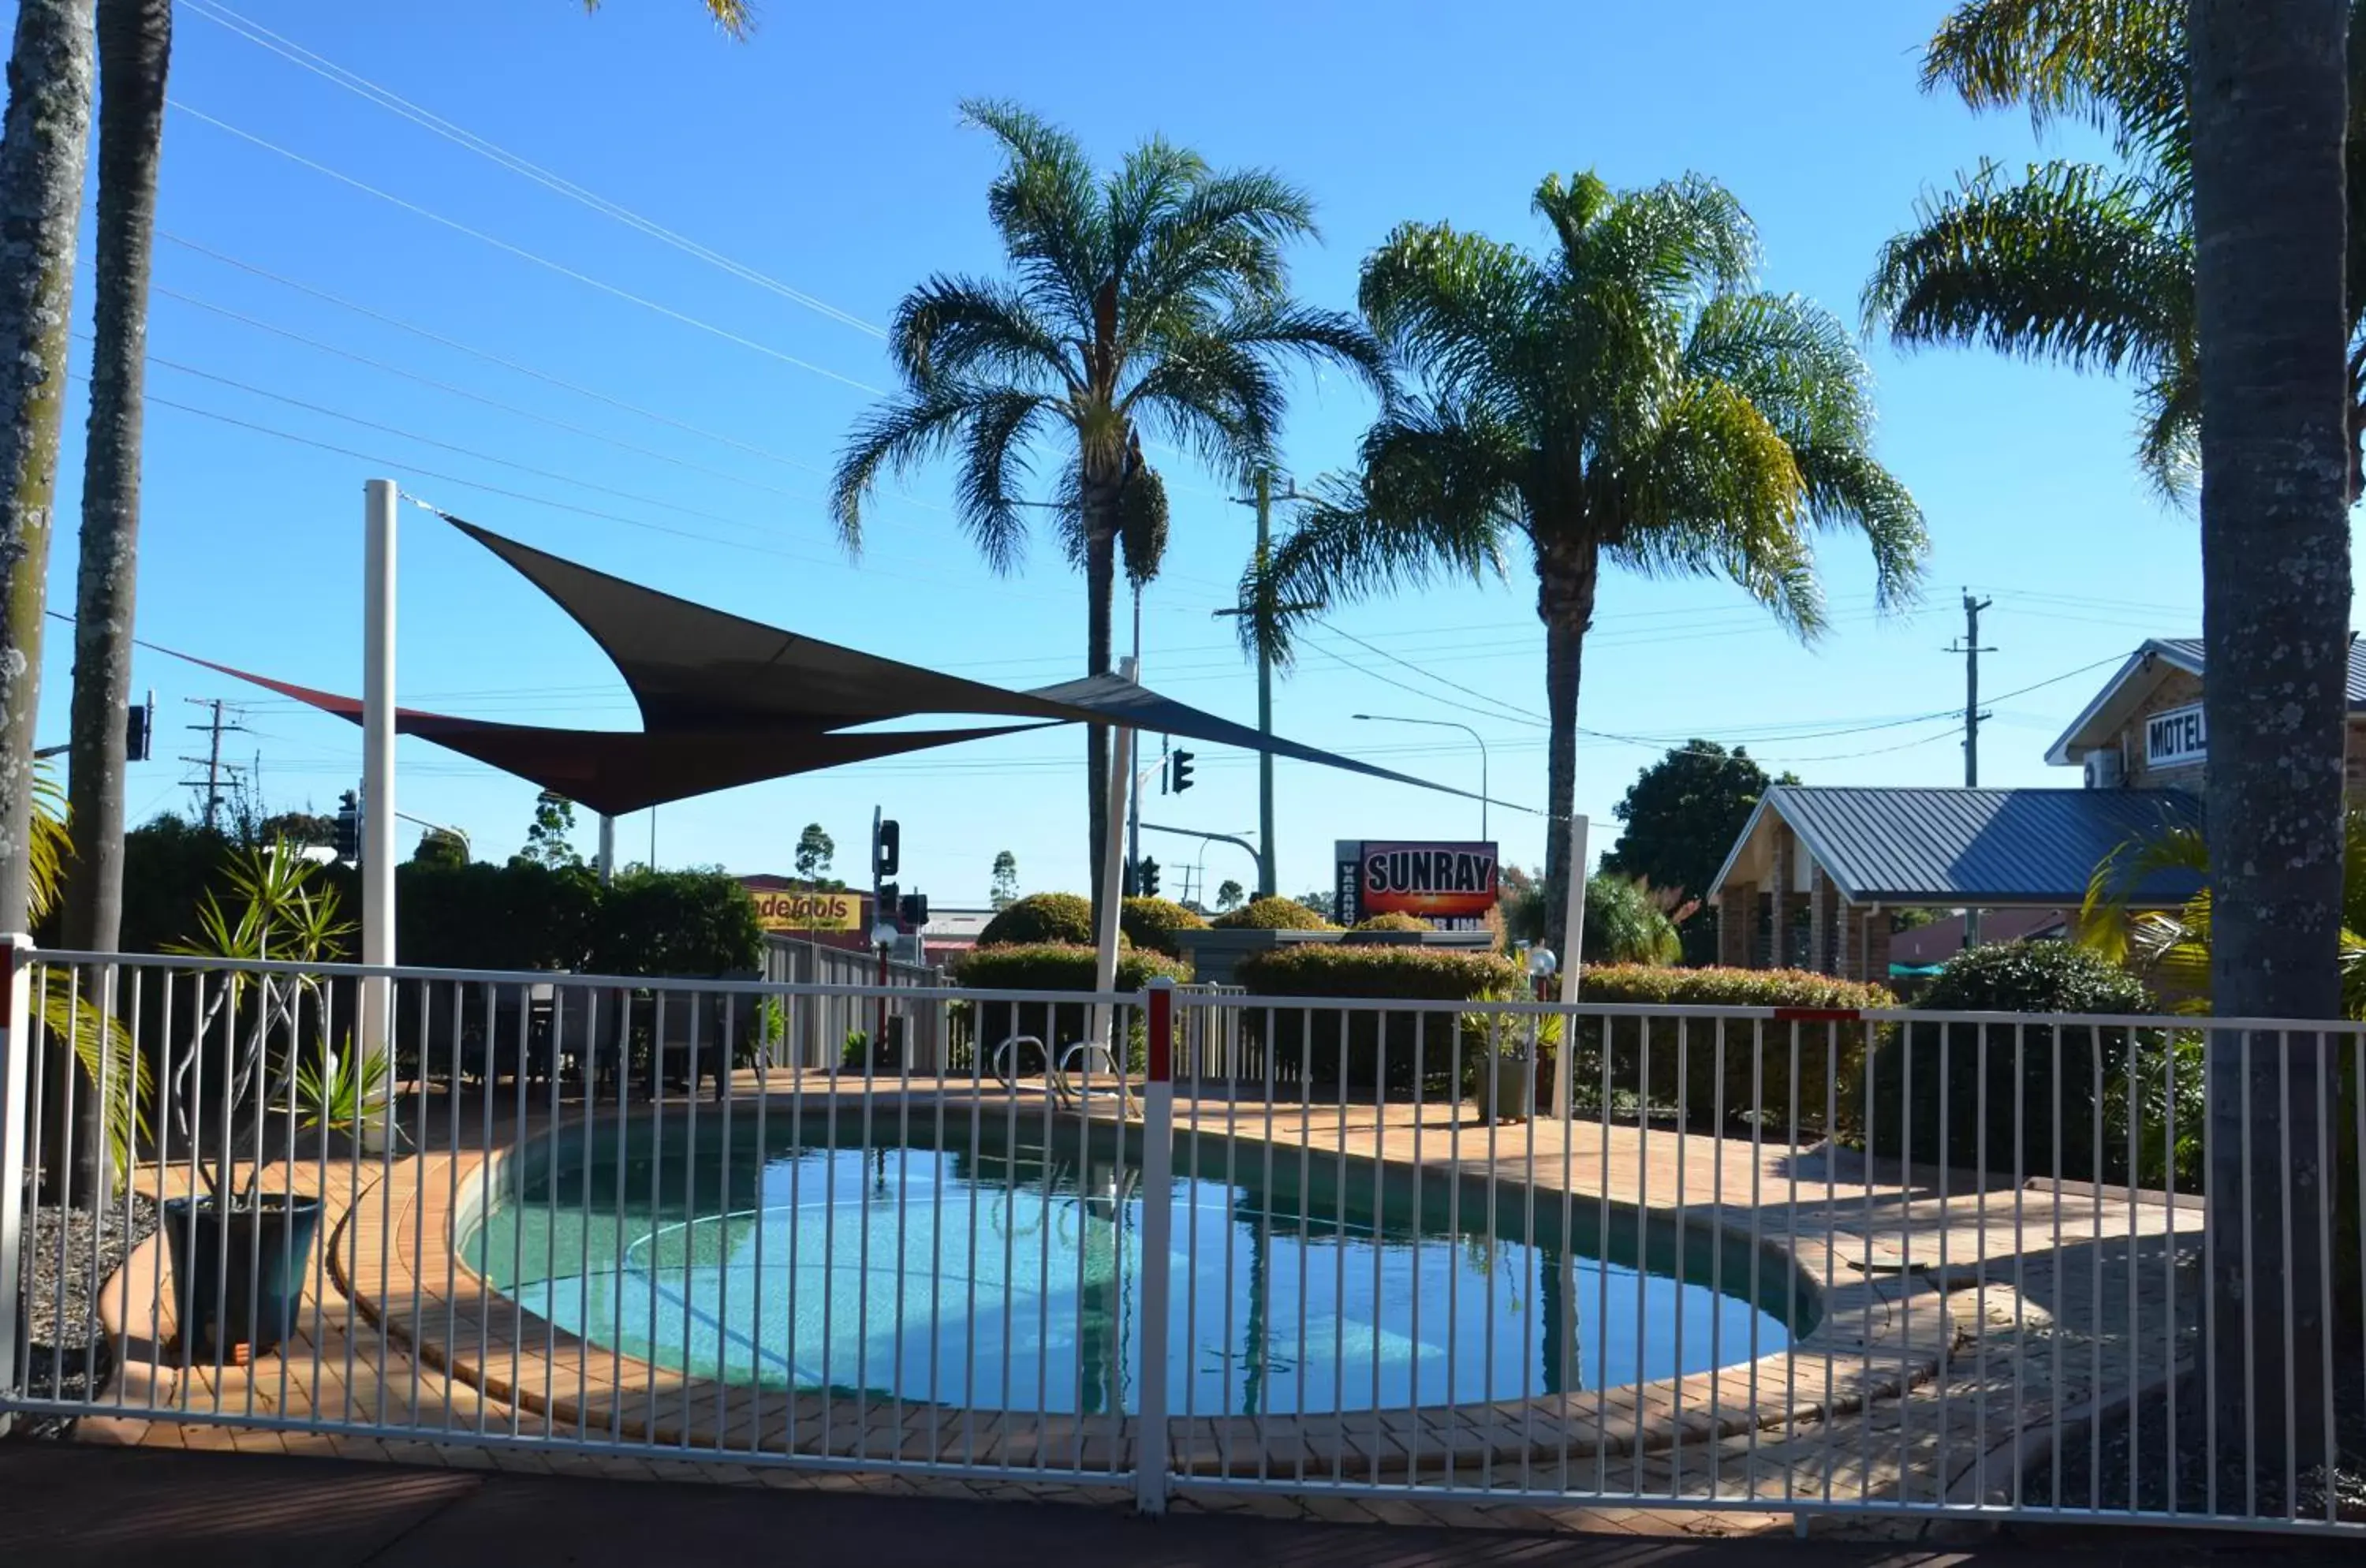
top-left (1869, 941), bottom-right (2158, 1181)
top-left (955, 942), bottom-right (1188, 1070)
top-left (1121, 895), bottom-right (1207, 958)
top-left (1213, 894), bottom-right (1335, 930)
top-left (1568, 965), bottom-right (1896, 1137)
top-left (1582, 875), bottom-right (1683, 965)
top-left (976, 891), bottom-right (1096, 947)
top-left (1348, 911), bottom-right (1431, 935)
top-left (1234, 944), bottom-right (1524, 1097)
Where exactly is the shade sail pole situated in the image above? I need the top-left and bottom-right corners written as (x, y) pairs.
top-left (1093, 659), bottom-right (1137, 1053)
top-left (1553, 812), bottom-right (1588, 1121)
top-left (361, 478), bottom-right (398, 1059)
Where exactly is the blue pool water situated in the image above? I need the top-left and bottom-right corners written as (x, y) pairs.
top-left (465, 1108), bottom-right (1804, 1417)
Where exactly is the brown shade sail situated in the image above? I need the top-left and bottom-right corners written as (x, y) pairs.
top-left (146, 517), bottom-right (1513, 817)
top-left (162, 651), bottom-right (1049, 817)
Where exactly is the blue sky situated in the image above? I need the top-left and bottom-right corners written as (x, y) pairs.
top-left (17, 0), bottom-right (2265, 908)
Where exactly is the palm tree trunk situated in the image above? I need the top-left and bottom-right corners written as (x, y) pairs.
top-left (2189, 0), bottom-right (2352, 1484)
top-left (0, 0), bottom-right (96, 935)
top-left (1081, 471), bottom-right (1119, 924)
top-left (58, 0), bottom-right (169, 1208)
top-left (1537, 536), bottom-right (1598, 963)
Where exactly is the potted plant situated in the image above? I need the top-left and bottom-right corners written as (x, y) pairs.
top-left (160, 843), bottom-right (369, 1364)
top-left (1463, 1010), bottom-right (1556, 1125)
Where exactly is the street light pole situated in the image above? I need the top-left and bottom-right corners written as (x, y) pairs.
top-left (1351, 713), bottom-right (1490, 841)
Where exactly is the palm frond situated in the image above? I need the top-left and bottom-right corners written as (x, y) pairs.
top-left (950, 390), bottom-right (1058, 574)
top-left (1604, 379), bottom-right (1823, 635)
top-left (1125, 167), bottom-right (1318, 326)
top-left (830, 383), bottom-right (1050, 556)
top-left (1359, 222), bottom-right (1546, 417)
top-left (1252, 401), bottom-right (1521, 666)
top-left (1920, 0), bottom-right (2187, 170)
top-left (892, 274), bottom-right (1077, 394)
top-left (2074, 819), bottom-right (2207, 963)
top-left (958, 98), bottom-right (1106, 327)
top-left (1866, 159), bottom-right (2192, 377)
top-left (28, 762), bottom-right (68, 923)
top-left (1562, 170), bottom-right (1760, 306)
top-left (1789, 444), bottom-right (1929, 609)
top-left (584, 1), bottom-right (755, 41)
top-left (1120, 333), bottom-right (1282, 480)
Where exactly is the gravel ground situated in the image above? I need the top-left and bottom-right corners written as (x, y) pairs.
top-left (2026, 1366), bottom-right (2366, 1524)
top-left (7, 1193), bottom-right (158, 1441)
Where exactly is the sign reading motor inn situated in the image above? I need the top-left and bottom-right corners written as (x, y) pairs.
top-left (2144, 701), bottom-right (2207, 770)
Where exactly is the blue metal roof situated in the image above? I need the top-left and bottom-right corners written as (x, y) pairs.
top-left (1736, 786), bottom-right (2205, 905)
top-left (2149, 636), bottom-right (2366, 706)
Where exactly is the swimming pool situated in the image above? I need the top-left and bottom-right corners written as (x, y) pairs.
top-left (463, 1103), bottom-right (1809, 1419)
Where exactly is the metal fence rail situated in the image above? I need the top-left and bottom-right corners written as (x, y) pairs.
top-left (0, 946), bottom-right (2358, 1533)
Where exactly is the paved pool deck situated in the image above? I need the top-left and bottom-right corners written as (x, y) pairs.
top-left (65, 1071), bottom-right (2201, 1537)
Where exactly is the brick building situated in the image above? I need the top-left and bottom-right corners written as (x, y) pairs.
top-left (1695, 636), bottom-right (2357, 983)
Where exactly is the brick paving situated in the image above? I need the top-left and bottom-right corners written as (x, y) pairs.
top-left (62, 1070), bottom-right (2212, 1541)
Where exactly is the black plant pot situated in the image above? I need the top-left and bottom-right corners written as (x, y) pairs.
top-left (160, 1193), bottom-right (323, 1364)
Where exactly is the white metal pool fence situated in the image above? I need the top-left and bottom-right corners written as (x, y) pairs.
top-left (1, 945), bottom-right (2362, 1536)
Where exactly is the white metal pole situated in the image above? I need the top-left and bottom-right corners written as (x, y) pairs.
top-left (1133, 975), bottom-right (1176, 1514)
top-left (0, 935), bottom-right (32, 1437)
top-left (1092, 659), bottom-right (1137, 1050)
top-left (1554, 812), bottom-right (1588, 1121)
top-left (597, 813), bottom-right (616, 886)
top-left (361, 478), bottom-right (398, 1058)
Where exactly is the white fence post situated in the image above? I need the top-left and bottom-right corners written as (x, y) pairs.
top-left (0, 935), bottom-right (33, 1433)
top-left (1134, 975), bottom-right (1175, 1514)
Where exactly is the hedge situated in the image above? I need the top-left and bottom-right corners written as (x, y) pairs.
top-left (1868, 941), bottom-right (2163, 1182)
top-left (976, 891), bottom-right (1095, 947)
top-left (1347, 912), bottom-right (1431, 936)
top-left (1212, 894), bottom-right (1334, 930)
top-left (1121, 895), bottom-right (1207, 957)
top-left (1566, 965), bottom-right (1896, 1137)
top-left (954, 943), bottom-right (1188, 1073)
top-left (1233, 944), bottom-right (1523, 1097)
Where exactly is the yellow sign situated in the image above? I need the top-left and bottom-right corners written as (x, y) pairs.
top-left (748, 888), bottom-right (861, 931)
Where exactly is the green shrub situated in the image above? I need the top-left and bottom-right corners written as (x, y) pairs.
top-left (589, 868), bottom-right (764, 977)
top-left (976, 891), bottom-right (1096, 947)
top-left (1870, 940), bottom-right (2160, 1182)
top-left (955, 943), bottom-right (1188, 1068)
top-left (1566, 965), bottom-right (1896, 1137)
top-left (1347, 911), bottom-right (1431, 935)
top-left (1234, 944), bottom-right (1523, 1097)
top-left (1121, 895), bottom-right (1207, 957)
top-left (1582, 875), bottom-right (1684, 965)
top-left (1213, 894), bottom-right (1335, 930)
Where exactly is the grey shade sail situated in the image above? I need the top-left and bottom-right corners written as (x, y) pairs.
top-left (445, 513), bottom-right (1507, 809)
top-left (1711, 784), bottom-right (2205, 906)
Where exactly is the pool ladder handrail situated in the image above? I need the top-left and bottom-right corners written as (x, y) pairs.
top-left (990, 1033), bottom-right (1137, 1118)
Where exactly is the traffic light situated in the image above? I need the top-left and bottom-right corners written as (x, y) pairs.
top-left (898, 890), bottom-right (929, 928)
top-left (334, 790), bottom-right (360, 863)
top-left (125, 696), bottom-right (153, 763)
top-left (1169, 751), bottom-right (1195, 793)
top-left (875, 818), bottom-right (900, 879)
top-left (1139, 857), bottom-right (1160, 897)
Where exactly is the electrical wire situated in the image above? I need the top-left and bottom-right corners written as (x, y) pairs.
top-left (183, 0), bottom-right (887, 340)
top-left (167, 99), bottom-right (886, 396)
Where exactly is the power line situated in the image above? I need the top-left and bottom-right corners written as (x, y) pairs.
top-left (167, 99), bottom-right (886, 396)
top-left (154, 285), bottom-right (823, 503)
top-left (160, 233), bottom-right (838, 480)
top-left (182, 0), bottom-right (887, 341)
top-left (1312, 617), bottom-right (1550, 726)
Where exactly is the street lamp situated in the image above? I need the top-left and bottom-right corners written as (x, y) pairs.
top-left (1352, 714), bottom-right (1490, 841)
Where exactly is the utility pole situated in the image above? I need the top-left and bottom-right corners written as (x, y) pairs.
top-left (1218, 469), bottom-right (1319, 898)
top-left (178, 696), bottom-right (244, 832)
top-left (1948, 591), bottom-right (1995, 947)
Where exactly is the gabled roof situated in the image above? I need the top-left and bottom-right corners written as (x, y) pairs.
top-left (1707, 785), bottom-right (2204, 907)
top-left (2046, 636), bottom-right (2366, 765)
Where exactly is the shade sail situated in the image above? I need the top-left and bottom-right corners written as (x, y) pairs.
top-left (442, 513), bottom-right (1504, 808)
top-left (162, 651), bottom-right (1047, 817)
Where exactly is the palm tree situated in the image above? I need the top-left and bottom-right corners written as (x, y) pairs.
top-left (1873, 0), bottom-right (2357, 1480)
top-left (830, 102), bottom-right (1388, 918)
top-left (1260, 171), bottom-right (1925, 953)
top-left (0, 0), bottom-right (98, 935)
